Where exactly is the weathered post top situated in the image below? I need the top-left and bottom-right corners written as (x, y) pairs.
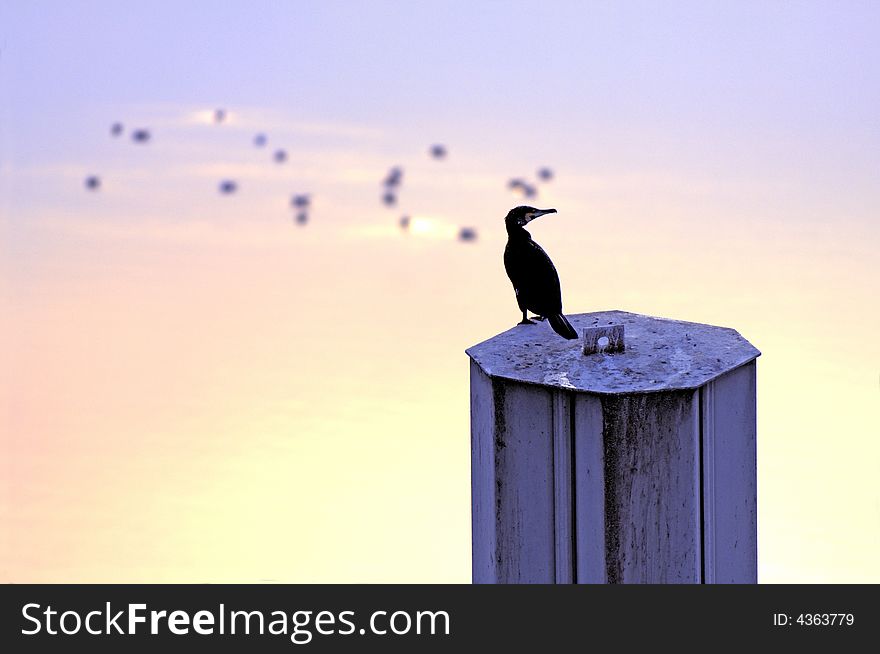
top-left (466, 309), bottom-right (760, 394)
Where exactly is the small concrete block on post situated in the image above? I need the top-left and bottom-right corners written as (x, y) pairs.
top-left (466, 310), bottom-right (760, 584)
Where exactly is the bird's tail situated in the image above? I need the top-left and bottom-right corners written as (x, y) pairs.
top-left (548, 314), bottom-right (578, 340)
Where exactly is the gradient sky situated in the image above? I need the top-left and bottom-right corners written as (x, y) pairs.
top-left (2, 1), bottom-right (879, 582)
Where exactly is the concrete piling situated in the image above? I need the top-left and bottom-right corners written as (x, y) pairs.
top-left (466, 310), bottom-right (759, 583)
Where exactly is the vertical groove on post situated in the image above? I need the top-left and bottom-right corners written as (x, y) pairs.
top-left (701, 383), bottom-right (717, 584)
top-left (492, 380), bottom-right (555, 583)
top-left (552, 390), bottom-right (574, 583)
top-left (701, 363), bottom-right (757, 583)
top-left (573, 395), bottom-right (605, 582)
top-left (469, 360), bottom-right (497, 583)
top-left (569, 395), bottom-right (578, 584)
top-left (601, 402), bottom-right (619, 584)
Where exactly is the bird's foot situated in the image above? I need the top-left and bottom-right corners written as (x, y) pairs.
top-left (517, 319), bottom-right (536, 325)
top-left (531, 315), bottom-right (546, 322)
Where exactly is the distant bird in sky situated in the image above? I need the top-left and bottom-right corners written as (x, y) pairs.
top-left (537, 167), bottom-right (554, 182)
top-left (458, 227), bottom-right (478, 242)
top-left (503, 206), bottom-right (577, 339)
top-left (291, 194), bottom-right (310, 209)
top-left (219, 180), bottom-right (237, 194)
top-left (383, 166), bottom-right (403, 188)
top-left (79, 109), bottom-right (557, 256)
top-left (508, 178), bottom-right (537, 198)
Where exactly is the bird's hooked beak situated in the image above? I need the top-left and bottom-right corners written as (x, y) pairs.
top-left (524, 208), bottom-right (557, 224)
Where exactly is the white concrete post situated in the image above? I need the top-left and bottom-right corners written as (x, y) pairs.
top-left (466, 310), bottom-right (759, 584)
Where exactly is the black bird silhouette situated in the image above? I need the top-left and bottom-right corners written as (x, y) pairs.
top-left (503, 206), bottom-right (577, 339)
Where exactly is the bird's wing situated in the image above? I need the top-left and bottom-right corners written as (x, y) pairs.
top-left (504, 239), bottom-right (564, 315)
top-left (525, 240), bottom-right (563, 314)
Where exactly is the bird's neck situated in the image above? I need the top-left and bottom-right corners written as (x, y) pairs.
top-left (506, 225), bottom-right (531, 240)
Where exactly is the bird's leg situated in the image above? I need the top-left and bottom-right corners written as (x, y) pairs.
top-left (517, 310), bottom-right (535, 325)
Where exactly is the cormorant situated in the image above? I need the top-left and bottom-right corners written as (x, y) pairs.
top-left (219, 180), bottom-right (237, 194)
top-left (131, 129), bottom-right (151, 143)
top-left (273, 149), bottom-right (287, 163)
top-left (110, 123), bottom-right (123, 137)
top-left (84, 175), bottom-right (101, 191)
top-left (503, 206), bottom-right (577, 340)
top-left (253, 133), bottom-right (267, 147)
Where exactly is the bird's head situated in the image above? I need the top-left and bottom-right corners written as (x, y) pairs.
top-left (505, 205), bottom-right (557, 230)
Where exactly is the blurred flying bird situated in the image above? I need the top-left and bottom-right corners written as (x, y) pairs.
top-left (382, 191), bottom-right (397, 207)
top-left (219, 180), bottom-right (237, 194)
top-left (291, 194), bottom-right (311, 209)
top-left (84, 175), bottom-right (101, 191)
top-left (458, 227), bottom-right (477, 242)
top-left (131, 129), bottom-right (151, 143)
top-left (273, 149), bottom-right (288, 163)
top-left (537, 167), bottom-right (554, 182)
top-left (503, 206), bottom-right (577, 339)
top-left (295, 211), bottom-right (308, 226)
top-left (429, 144), bottom-right (447, 160)
top-left (110, 123), bottom-right (123, 137)
top-left (253, 133), bottom-right (267, 147)
top-left (399, 215), bottom-right (410, 230)
top-left (508, 178), bottom-right (537, 198)
top-left (214, 108), bottom-right (226, 123)
top-left (383, 166), bottom-right (403, 188)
